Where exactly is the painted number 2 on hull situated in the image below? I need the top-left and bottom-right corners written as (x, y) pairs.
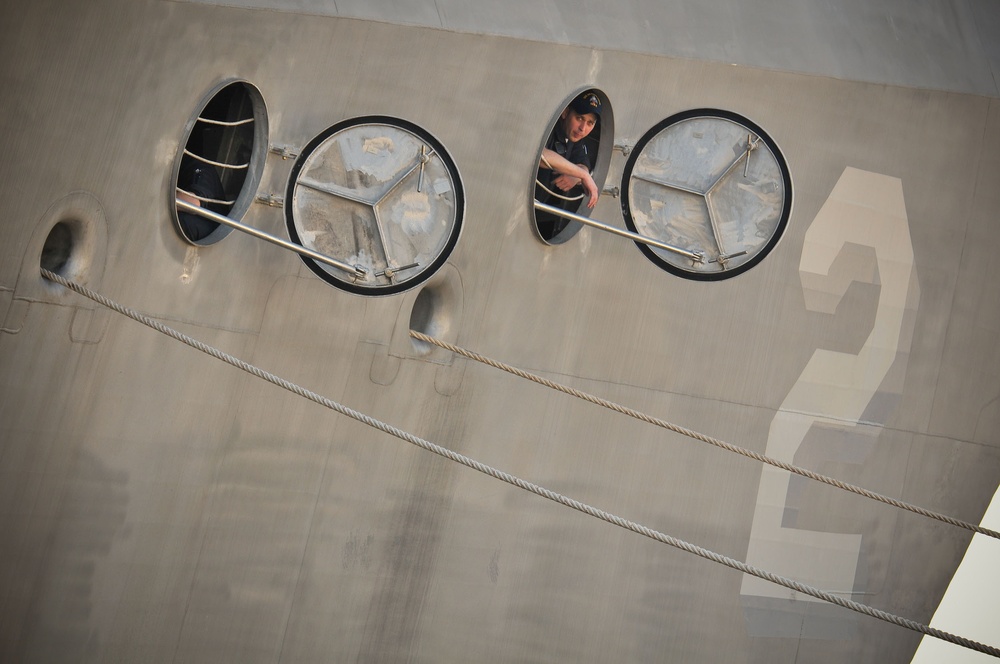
top-left (740, 167), bottom-right (920, 637)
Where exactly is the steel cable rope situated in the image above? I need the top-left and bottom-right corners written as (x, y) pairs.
top-left (39, 267), bottom-right (1000, 659)
top-left (409, 330), bottom-right (1000, 542)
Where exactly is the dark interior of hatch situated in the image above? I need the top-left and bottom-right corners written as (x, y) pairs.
top-left (534, 122), bottom-right (602, 243)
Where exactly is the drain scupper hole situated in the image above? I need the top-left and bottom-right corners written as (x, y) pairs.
top-left (41, 221), bottom-right (76, 275)
top-left (406, 267), bottom-right (463, 359)
top-left (22, 191), bottom-right (107, 303)
top-left (409, 287), bottom-right (439, 354)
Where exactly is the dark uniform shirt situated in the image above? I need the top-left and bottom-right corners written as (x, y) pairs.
top-left (536, 121), bottom-right (592, 203)
top-left (177, 157), bottom-right (225, 242)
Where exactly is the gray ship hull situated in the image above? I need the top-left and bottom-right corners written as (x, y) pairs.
top-left (2, 1), bottom-right (998, 661)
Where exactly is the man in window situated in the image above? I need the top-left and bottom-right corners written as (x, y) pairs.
top-left (536, 92), bottom-right (602, 211)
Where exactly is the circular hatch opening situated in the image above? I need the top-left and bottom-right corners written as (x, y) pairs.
top-left (172, 80), bottom-right (268, 245)
top-left (285, 116), bottom-right (465, 296)
top-left (621, 108), bottom-right (792, 280)
top-left (532, 89), bottom-right (614, 245)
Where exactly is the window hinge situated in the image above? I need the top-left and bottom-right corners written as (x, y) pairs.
top-left (254, 193), bottom-right (285, 208)
top-left (269, 145), bottom-right (299, 160)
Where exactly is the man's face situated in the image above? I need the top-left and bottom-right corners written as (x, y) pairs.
top-left (560, 109), bottom-right (598, 143)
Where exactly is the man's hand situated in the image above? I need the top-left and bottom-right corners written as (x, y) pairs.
top-left (553, 174), bottom-right (581, 192)
top-left (539, 148), bottom-right (599, 208)
top-left (581, 172), bottom-right (599, 208)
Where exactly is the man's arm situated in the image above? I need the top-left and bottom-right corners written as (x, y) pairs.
top-left (539, 148), bottom-right (599, 208)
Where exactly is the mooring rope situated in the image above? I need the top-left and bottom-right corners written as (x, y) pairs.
top-left (409, 330), bottom-right (1000, 542)
top-left (39, 267), bottom-right (1000, 659)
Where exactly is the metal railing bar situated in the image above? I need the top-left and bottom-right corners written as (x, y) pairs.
top-left (533, 200), bottom-right (703, 262)
top-left (175, 187), bottom-right (237, 207)
top-left (175, 199), bottom-right (366, 278)
top-left (183, 149), bottom-right (250, 170)
top-left (197, 116), bottom-right (255, 127)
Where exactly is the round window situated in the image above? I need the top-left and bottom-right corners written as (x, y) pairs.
top-left (285, 116), bottom-right (464, 296)
top-left (532, 90), bottom-right (613, 245)
top-left (172, 80), bottom-right (267, 245)
top-left (621, 109), bottom-right (792, 280)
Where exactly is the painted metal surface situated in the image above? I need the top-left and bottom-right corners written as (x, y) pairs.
top-left (177, 0), bottom-right (1000, 98)
top-left (1, 0), bottom-right (998, 662)
top-left (623, 110), bottom-right (790, 277)
top-left (287, 118), bottom-right (462, 293)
